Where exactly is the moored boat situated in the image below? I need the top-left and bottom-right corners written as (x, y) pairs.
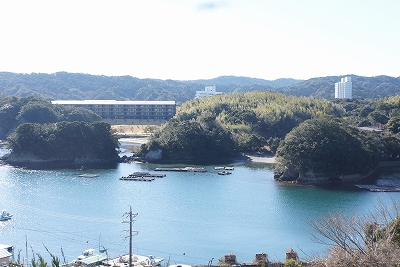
top-left (214, 166), bottom-right (234, 170)
top-left (65, 248), bottom-right (107, 267)
top-left (103, 254), bottom-right (164, 267)
top-left (218, 171), bottom-right (232, 175)
top-left (0, 210), bottom-right (13, 221)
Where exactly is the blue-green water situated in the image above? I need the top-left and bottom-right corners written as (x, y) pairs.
top-left (0, 148), bottom-right (399, 265)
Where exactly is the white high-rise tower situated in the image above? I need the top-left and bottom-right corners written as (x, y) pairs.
top-left (335, 76), bottom-right (352, 99)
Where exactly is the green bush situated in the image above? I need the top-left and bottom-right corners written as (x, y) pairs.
top-left (283, 259), bottom-right (302, 267)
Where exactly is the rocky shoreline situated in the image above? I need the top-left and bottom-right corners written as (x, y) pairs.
top-left (274, 162), bottom-right (400, 192)
top-left (1, 150), bottom-right (120, 169)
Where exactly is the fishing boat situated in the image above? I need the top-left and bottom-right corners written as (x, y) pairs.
top-left (65, 248), bottom-right (107, 267)
top-left (214, 166), bottom-right (234, 170)
top-left (103, 254), bottom-right (164, 267)
top-left (0, 210), bottom-right (13, 221)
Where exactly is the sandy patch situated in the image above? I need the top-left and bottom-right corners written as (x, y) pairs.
top-left (119, 137), bottom-right (149, 145)
top-left (245, 154), bottom-right (276, 163)
top-left (112, 125), bottom-right (158, 136)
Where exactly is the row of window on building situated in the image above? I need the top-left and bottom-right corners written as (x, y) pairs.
top-left (52, 100), bottom-right (176, 120)
top-left (335, 76), bottom-right (352, 99)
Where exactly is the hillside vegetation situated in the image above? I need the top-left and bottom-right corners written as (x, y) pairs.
top-left (281, 75), bottom-right (400, 99)
top-left (1, 72), bottom-right (399, 104)
top-left (0, 95), bottom-right (101, 139)
top-left (141, 93), bottom-right (400, 181)
top-left (6, 121), bottom-right (119, 167)
top-left (0, 72), bottom-right (300, 104)
top-left (140, 91), bottom-right (344, 161)
top-left (275, 117), bottom-right (381, 179)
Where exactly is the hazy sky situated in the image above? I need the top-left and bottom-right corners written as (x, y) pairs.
top-left (1, 0), bottom-right (399, 80)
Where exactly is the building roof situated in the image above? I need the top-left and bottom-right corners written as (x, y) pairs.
top-left (358, 126), bottom-right (385, 133)
top-left (78, 254), bottom-right (107, 265)
top-left (51, 100), bottom-right (175, 105)
top-left (0, 245), bottom-right (12, 251)
top-left (0, 248), bottom-right (12, 259)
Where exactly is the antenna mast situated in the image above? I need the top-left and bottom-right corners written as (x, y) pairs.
top-left (123, 205), bottom-right (138, 267)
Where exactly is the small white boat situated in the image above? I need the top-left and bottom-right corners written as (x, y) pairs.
top-left (218, 171), bottom-right (232, 175)
top-left (0, 210), bottom-right (13, 221)
top-left (78, 174), bottom-right (100, 178)
top-left (215, 166), bottom-right (234, 170)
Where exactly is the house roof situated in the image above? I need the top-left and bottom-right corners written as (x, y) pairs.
top-left (0, 248), bottom-right (12, 259)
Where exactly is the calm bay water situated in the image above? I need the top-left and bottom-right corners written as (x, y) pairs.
top-left (1, 147), bottom-right (399, 265)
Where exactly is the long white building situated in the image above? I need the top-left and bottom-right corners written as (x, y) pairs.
top-left (51, 100), bottom-right (176, 121)
top-left (335, 76), bottom-right (352, 99)
top-left (195, 85), bottom-right (222, 98)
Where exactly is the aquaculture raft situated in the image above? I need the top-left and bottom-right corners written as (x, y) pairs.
top-left (119, 176), bottom-right (155, 181)
top-left (154, 167), bottom-right (207, 172)
top-left (119, 171), bottom-right (166, 181)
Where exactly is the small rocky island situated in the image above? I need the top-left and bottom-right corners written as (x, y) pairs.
top-left (4, 121), bottom-right (120, 168)
top-left (273, 117), bottom-right (400, 186)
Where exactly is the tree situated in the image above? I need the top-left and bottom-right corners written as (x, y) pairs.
top-left (16, 102), bottom-right (60, 124)
top-left (386, 116), bottom-right (400, 134)
top-left (0, 95), bottom-right (101, 139)
top-left (309, 199), bottom-right (400, 266)
top-left (146, 91), bottom-right (344, 160)
top-left (143, 117), bottom-right (234, 160)
top-left (7, 121), bottom-right (119, 166)
top-left (275, 117), bottom-right (380, 178)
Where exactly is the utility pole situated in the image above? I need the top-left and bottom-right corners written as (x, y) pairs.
top-left (123, 206), bottom-right (138, 267)
top-left (25, 235), bottom-right (28, 267)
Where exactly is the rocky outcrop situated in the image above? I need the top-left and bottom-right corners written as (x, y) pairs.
top-left (145, 149), bottom-right (162, 161)
top-left (274, 165), bottom-right (299, 182)
top-left (4, 151), bottom-right (118, 168)
top-left (274, 165), bottom-right (376, 185)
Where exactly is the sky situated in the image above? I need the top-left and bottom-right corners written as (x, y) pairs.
top-left (1, 0), bottom-right (399, 81)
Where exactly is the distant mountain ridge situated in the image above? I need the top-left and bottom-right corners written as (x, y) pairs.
top-left (280, 75), bottom-right (400, 99)
top-left (0, 72), bottom-right (398, 103)
top-left (190, 75), bottom-right (301, 88)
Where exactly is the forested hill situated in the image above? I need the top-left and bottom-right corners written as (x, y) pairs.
top-left (0, 72), bottom-right (300, 104)
top-left (279, 75), bottom-right (400, 99)
top-left (0, 72), bottom-right (399, 103)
